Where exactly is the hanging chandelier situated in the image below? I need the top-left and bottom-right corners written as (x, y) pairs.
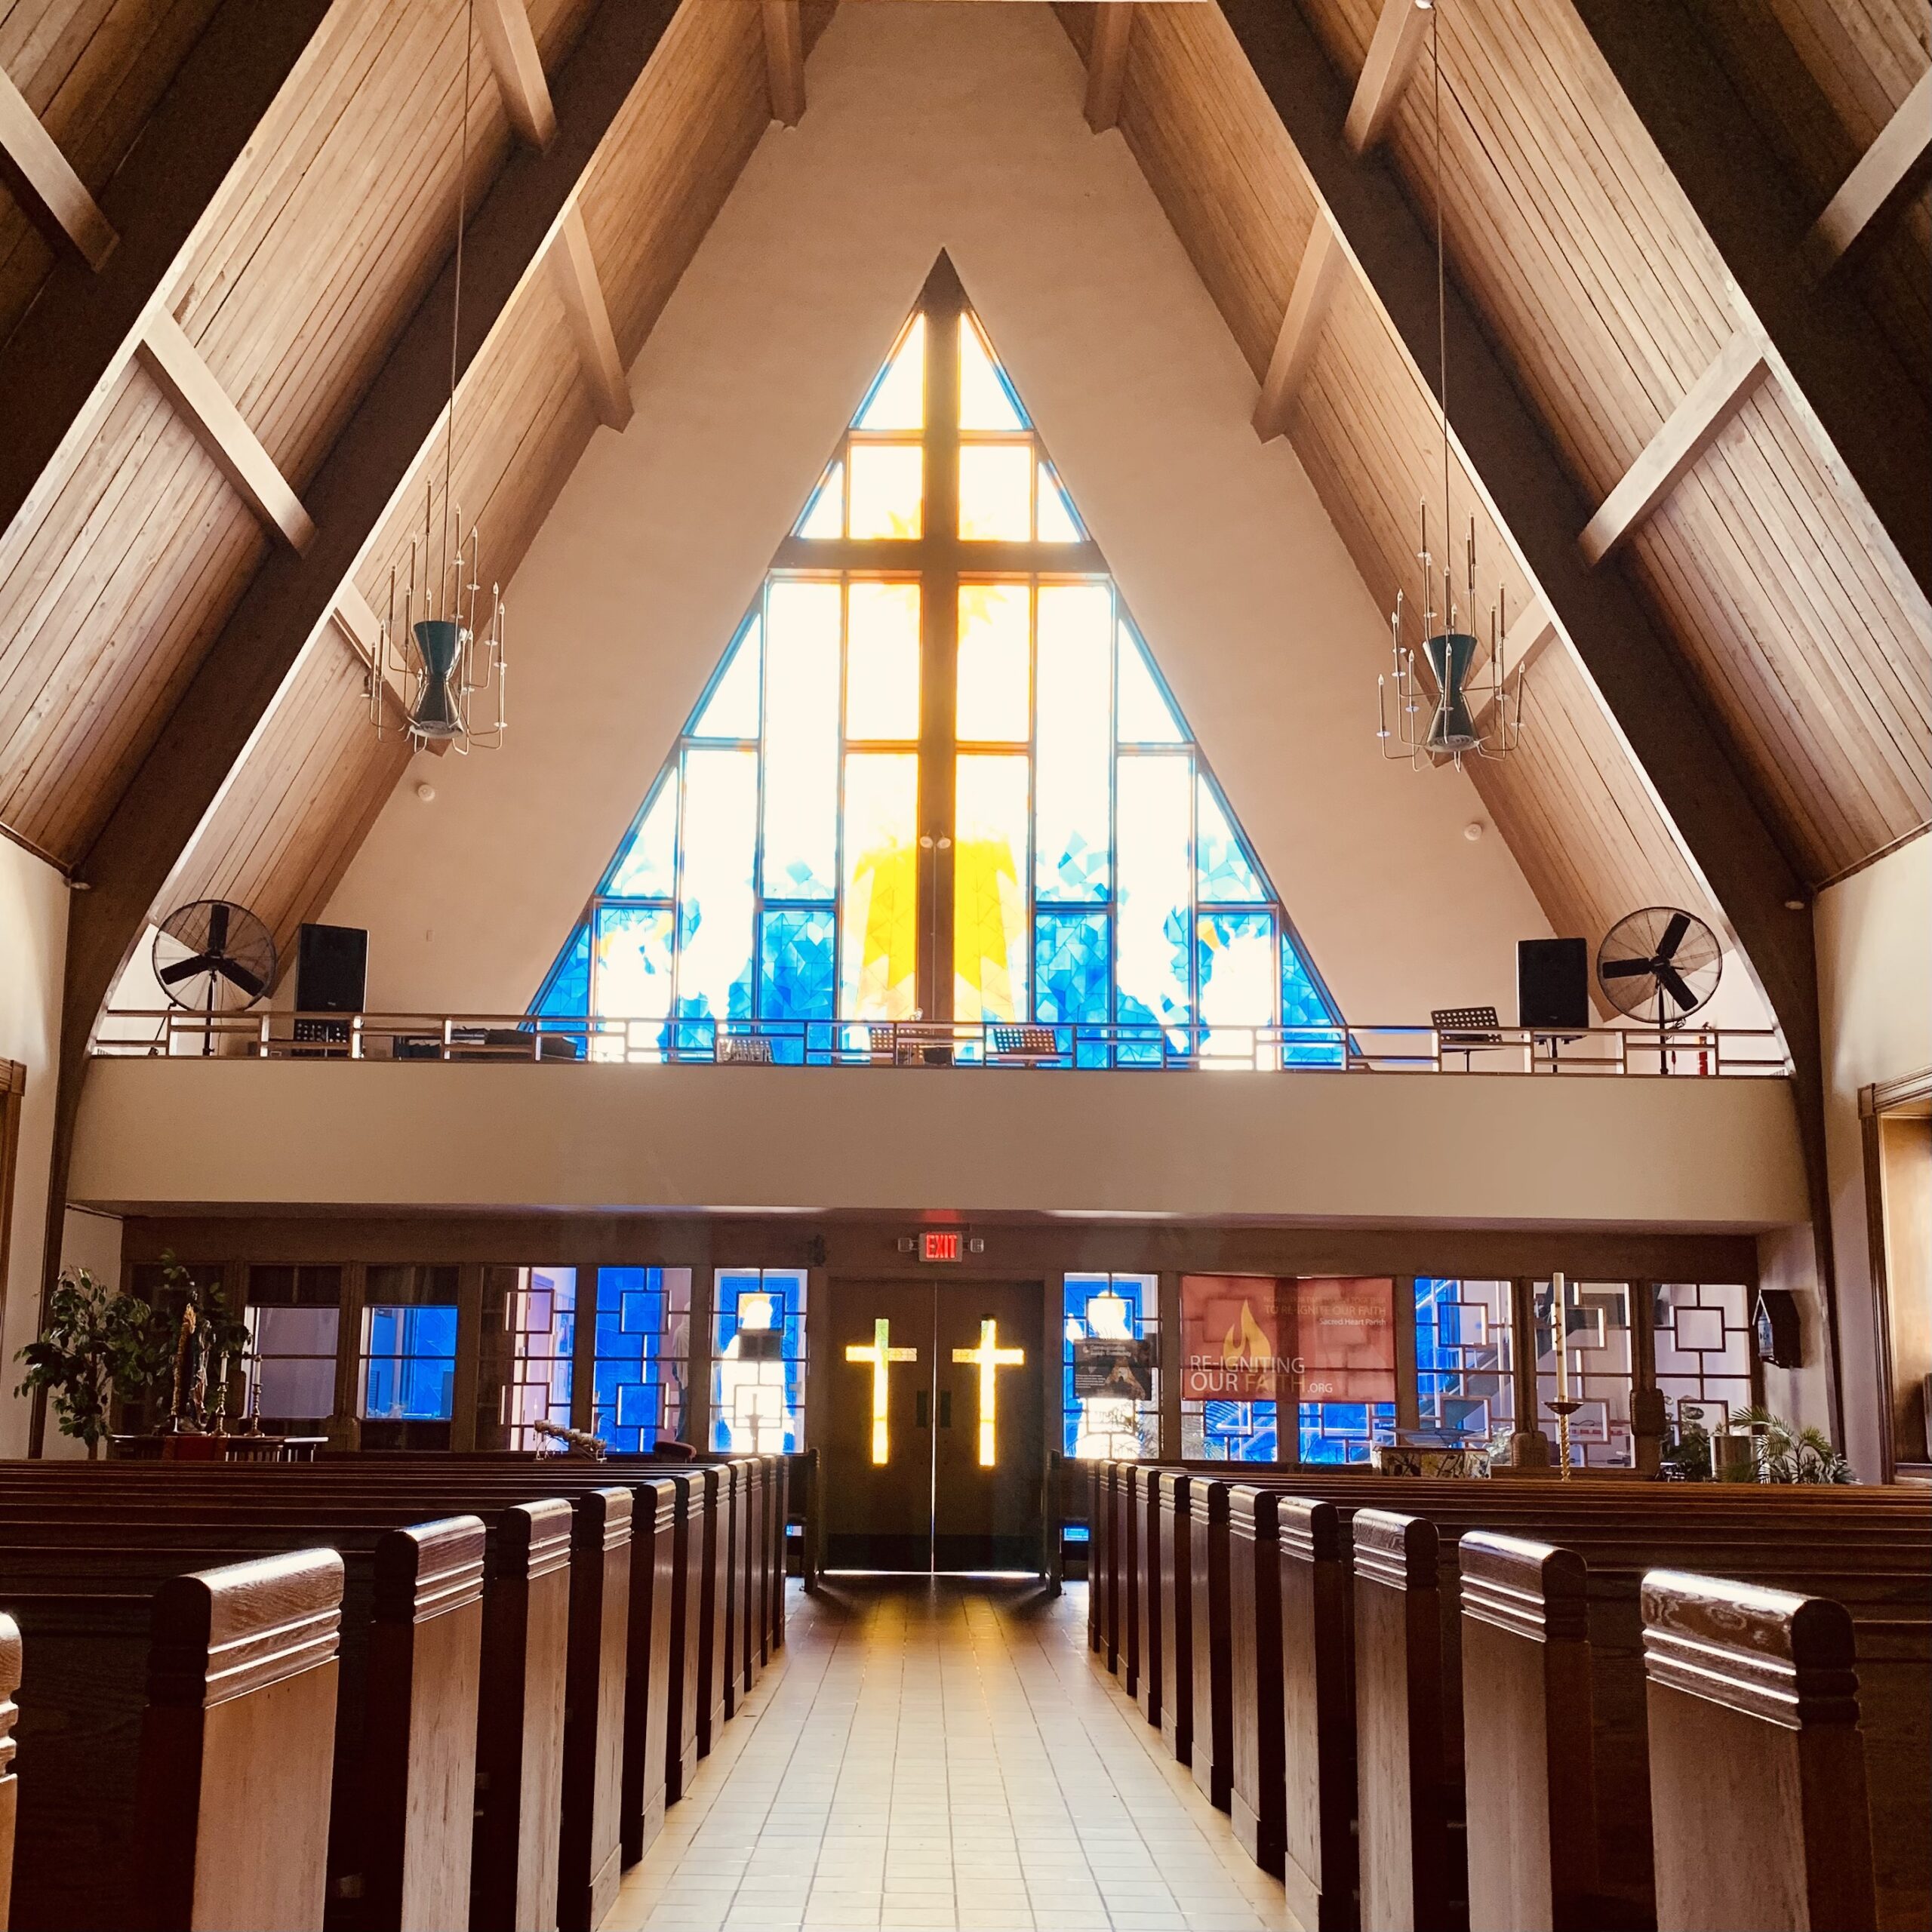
top-left (1376, 0), bottom-right (1525, 771)
top-left (371, 0), bottom-right (506, 754)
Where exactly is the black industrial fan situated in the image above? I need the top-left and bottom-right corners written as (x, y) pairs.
top-left (1596, 907), bottom-right (1722, 1030)
top-left (152, 900), bottom-right (278, 1054)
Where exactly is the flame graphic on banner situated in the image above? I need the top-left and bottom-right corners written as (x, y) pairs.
top-left (1221, 1299), bottom-right (1272, 1368)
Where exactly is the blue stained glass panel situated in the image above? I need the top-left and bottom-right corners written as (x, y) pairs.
top-left (1282, 938), bottom-right (1345, 1066)
top-left (1034, 911), bottom-right (1110, 1024)
top-left (1202, 1401), bottom-right (1279, 1461)
top-left (1196, 775), bottom-right (1266, 902)
top-left (1116, 755), bottom-right (1192, 1057)
top-left (712, 1269), bottom-right (808, 1454)
top-left (760, 907), bottom-right (835, 1044)
top-left (675, 747), bottom-right (758, 1037)
top-left (534, 923), bottom-right (589, 1017)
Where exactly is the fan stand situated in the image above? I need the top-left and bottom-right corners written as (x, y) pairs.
top-left (202, 974), bottom-right (216, 1059)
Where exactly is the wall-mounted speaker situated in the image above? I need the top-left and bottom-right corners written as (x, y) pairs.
top-left (1517, 937), bottom-right (1589, 1035)
top-left (295, 924), bottom-right (368, 1014)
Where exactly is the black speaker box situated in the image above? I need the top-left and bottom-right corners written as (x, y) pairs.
top-left (1517, 937), bottom-right (1589, 1034)
top-left (296, 923), bottom-right (368, 1014)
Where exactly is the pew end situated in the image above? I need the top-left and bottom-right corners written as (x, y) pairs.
top-left (1, 1613), bottom-right (19, 1930)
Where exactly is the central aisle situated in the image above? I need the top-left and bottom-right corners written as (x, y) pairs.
top-left (604, 1578), bottom-right (1293, 1932)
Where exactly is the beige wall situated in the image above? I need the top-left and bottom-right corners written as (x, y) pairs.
top-left (324, 1), bottom-right (1549, 1026)
top-left (1814, 834), bottom-right (1932, 1476)
top-left (71, 1057), bottom-right (1808, 1232)
top-left (0, 838), bottom-right (67, 1455)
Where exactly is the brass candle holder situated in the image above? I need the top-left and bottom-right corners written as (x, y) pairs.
top-left (1546, 1398), bottom-right (1583, 1481)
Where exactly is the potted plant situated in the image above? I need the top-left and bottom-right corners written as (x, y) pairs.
top-left (14, 1268), bottom-right (173, 1457)
top-left (149, 1252), bottom-right (251, 1432)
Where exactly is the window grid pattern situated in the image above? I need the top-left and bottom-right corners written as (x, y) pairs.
top-left (712, 1268), bottom-right (808, 1454)
top-left (1063, 1272), bottom-right (1158, 1459)
top-left (244, 1265), bottom-right (342, 1429)
top-left (1652, 1281), bottom-right (1755, 1432)
top-left (1414, 1277), bottom-right (1515, 1442)
top-left (534, 272), bottom-right (1340, 1069)
top-left (495, 1266), bottom-right (576, 1451)
top-left (361, 1266), bottom-right (460, 1423)
top-left (594, 1266), bottom-right (691, 1453)
top-left (1534, 1279), bottom-right (1636, 1469)
top-left (1297, 1401), bottom-right (1397, 1465)
top-left (1180, 1401), bottom-right (1281, 1462)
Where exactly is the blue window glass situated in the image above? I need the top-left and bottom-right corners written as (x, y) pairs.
top-left (1063, 1272), bottom-right (1157, 1458)
top-left (1194, 1401), bottom-right (1280, 1462)
top-left (534, 923), bottom-right (589, 1019)
top-left (592, 1266), bottom-right (691, 1453)
top-left (760, 908), bottom-right (836, 1032)
top-left (712, 1269), bottom-right (808, 1454)
top-left (362, 1304), bottom-right (457, 1421)
top-left (1297, 1401), bottom-right (1397, 1464)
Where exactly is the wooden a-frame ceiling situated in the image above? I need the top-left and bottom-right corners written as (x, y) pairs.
top-left (0, 1), bottom-right (1925, 1124)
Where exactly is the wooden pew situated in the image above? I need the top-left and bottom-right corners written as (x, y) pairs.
top-left (1154, 1471), bottom-right (1193, 1767)
top-left (559, 1486), bottom-right (629, 1932)
top-left (2, 1545), bottom-right (343, 1931)
top-left (622, 1477), bottom-right (677, 1864)
top-left (1228, 1484), bottom-right (1286, 1876)
top-left (1134, 1463), bottom-right (1161, 1727)
top-left (0, 1613), bottom-right (17, 1932)
top-left (1120, 1464), bottom-right (1141, 1700)
top-left (1643, 1568), bottom-right (1878, 1932)
top-left (661, 1468), bottom-right (706, 1802)
top-left (1188, 1478), bottom-right (1233, 1810)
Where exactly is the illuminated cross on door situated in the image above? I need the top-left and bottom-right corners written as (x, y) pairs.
top-left (952, 1318), bottom-right (1026, 1466)
top-left (844, 1318), bottom-right (919, 1465)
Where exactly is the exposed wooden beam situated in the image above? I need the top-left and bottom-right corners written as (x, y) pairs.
top-left (1217, 0), bottom-right (1838, 1432)
top-left (1578, 331), bottom-right (1768, 567)
top-left (1253, 212), bottom-right (1346, 440)
top-left (1571, 0), bottom-right (1930, 611)
top-left (1804, 69), bottom-right (1932, 277)
top-left (477, 0), bottom-right (555, 150)
top-left (1344, 0), bottom-right (1431, 155)
top-left (550, 202), bottom-right (631, 430)
top-left (762, 0), bottom-right (805, 128)
top-left (1084, 5), bottom-right (1134, 135)
top-left (1469, 598), bottom-right (1555, 734)
top-left (42, 0), bottom-right (685, 1433)
top-left (137, 312), bottom-right (315, 552)
top-left (331, 586), bottom-right (447, 755)
top-left (0, 0), bottom-right (331, 555)
top-left (0, 63), bottom-right (116, 269)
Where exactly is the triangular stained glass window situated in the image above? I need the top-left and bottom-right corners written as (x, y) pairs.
top-left (532, 254), bottom-right (1343, 1068)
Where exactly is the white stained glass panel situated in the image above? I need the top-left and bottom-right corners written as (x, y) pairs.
top-left (1035, 583), bottom-right (1111, 903)
top-left (795, 462), bottom-right (844, 540)
top-left (691, 616), bottom-right (760, 738)
top-left (1196, 774), bottom-right (1266, 902)
top-left (956, 583), bottom-right (1031, 743)
top-left (1117, 755), bottom-right (1192, 1033)
top-left (959, 315), bottom-right (1026, 430)
top-left (959, 444), bottom-right (1033, 542)
top-left (676, 747), bottom-right (758, 1023)
top-left (954, 752), bottom-right (1030, 1023)
top-left (1117, 620), bottom-right (1186, 743)
top-left (594, 905), bottom-right (674, 1019)
top-left (857, 315), bottom-right (926, 431)
top-left (606, 780), bottom-right (677, 899)
top-left (841, 752), bottom-right (919, 1020)
top-left (848, 443), bottom-right (923, 539)
top-left (1037, 463), bottom-right (1082, 542)
top-left (1198, 911), bottom-right (1276, 1066)
top-left (761, 581), bottom-right (840, 900)
top-left (845, 581), bottom-right (921, 742)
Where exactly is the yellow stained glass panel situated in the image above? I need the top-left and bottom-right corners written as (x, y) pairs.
top-left (840, 752), bottom-right (919, 1019)
top-left (958, 443), bottom-right (1033, 541)
top-left (857, 315), bottom-right (926, 431)
top-left (954, 752), bottom-right (1029, 1023)
top-left (959, 315), bottom-right (1025, 430)
top-left (848, 443), bottom-right (923, 539)
top-left (956, 583), bottom-right (1030, 743)
top-left (845, 582), bottom-right (921, 741)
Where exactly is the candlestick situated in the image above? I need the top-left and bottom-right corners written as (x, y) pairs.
top-left (1548, 1273), bottom-right (1577, 1478)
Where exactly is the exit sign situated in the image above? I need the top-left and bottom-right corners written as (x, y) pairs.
top-left (921, 1231), bottom-right (962, 1263)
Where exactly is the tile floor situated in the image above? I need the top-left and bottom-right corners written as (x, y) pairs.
top-left (602, 1577), bottom-right (1295, 1932)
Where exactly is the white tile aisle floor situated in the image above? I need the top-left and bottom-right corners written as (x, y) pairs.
top-left (601, 1577), bottom-right (1296, 1932)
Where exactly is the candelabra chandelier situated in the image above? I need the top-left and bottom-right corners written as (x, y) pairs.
top-left (368, 0), bottom-right (507, 755)
top-left (1374, 0), bottom-right (1527, 772)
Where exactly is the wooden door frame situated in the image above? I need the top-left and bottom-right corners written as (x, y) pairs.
top-left (1862, 1069), bottom-right (1932, 1484)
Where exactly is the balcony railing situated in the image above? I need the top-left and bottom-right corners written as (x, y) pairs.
top-left (92, 1011), bottom-right (1791, 1077)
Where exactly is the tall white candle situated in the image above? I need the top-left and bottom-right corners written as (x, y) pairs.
top-left (1552, 1272), bottom-right (1571, 1403)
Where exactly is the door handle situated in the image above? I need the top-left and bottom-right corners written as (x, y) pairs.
top-left (915, 1391), bottom-right (930, 1429)
top-left (939, 1390), bottom-right (952, 1429)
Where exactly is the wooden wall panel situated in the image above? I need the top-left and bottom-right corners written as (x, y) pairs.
top-left (0, 359), bottom-right (264, 860)
top-left (0, 0), bottom-right (220, 346)
top-left (1687, 0), bottom-right (1930, 409)
top-left (1294, 0), bottom-right (1930, 881)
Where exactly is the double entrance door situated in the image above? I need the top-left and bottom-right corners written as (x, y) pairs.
top-left (824, 1278), bottom-right (1044, 1574)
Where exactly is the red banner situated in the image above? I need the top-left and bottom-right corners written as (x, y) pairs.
top-left (1181, 1275), bottom-right (1396, 1403)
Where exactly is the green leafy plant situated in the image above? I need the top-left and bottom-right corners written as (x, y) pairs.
top-left (14, 1268), bottom-right (173, 1455)
top-left (1724, 1405), bottom-right (1855, 1484)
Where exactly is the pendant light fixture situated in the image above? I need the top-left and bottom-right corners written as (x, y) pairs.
top-left (371, 0), bottom-right (507, 754)
top-left (1377, 0), bottom-right (1525, 770)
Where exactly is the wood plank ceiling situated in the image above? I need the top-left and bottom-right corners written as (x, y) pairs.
top-left (0, 0), bottom-right (1924, 1016)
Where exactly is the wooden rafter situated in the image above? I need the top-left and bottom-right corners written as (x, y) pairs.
top-left (1578, 331), bottom-right (1769, 568)
top-left (1084, 5), bottom-right (1135, 135)
top-left (1570, 0), bottom-right (1931, 609)
top-left (1253, 212), bottom-right (1346, 440)
top-left (478, 0), bottom-right (556, 151)
top-left (1469, 598), bottom-right (1555, 734)
top-left (39, 0), bottom-right (687, 1391)
top-left (763, 0), bottom-right (806, 128)
top-left (136, 312), bottom-right (315, 552)
top-left (1343, 0), bottom-right (1430, 155)
top-left (551, 202), bottom-right (632, 430)
top-left (0, 0), bottom-right (331, 553)
top-left (1804, 69), bottom-right (1932, 278)
top-left (1215, 0), bottom-right (1839, 1425)
top-left (0, 64), bottom-right (116, 270)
